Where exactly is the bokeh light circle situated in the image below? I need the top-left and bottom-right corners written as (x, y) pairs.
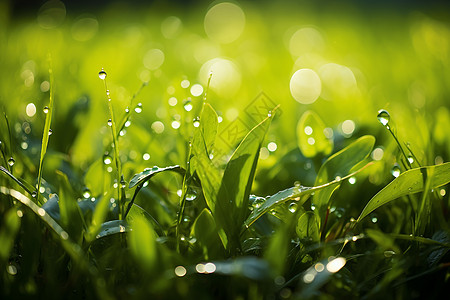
top-left (199, 58), bottom-right (241, 98)
top-left (204, 2), bottom-right (246, 44)
top-left (290, 69), bottom-right (322, 104)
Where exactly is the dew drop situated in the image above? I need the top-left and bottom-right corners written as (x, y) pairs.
top-left (7, 265), bottom-right (17, 276)
top-left (186, 190), bottom-right (197, 201)
top-left (252, 196), bottom-right (265, 209)
top-left (171, 120), bottom-right (181, 129)
top-left (135, 103), bottom-right (143, 113)
top-left (7, 157), bottom-right (15, 166)
top-left (120, 177), bottom-right (126, 188)
top-left (377, 109), bottom-right (390, 126)
top-left (125, 107), bottom-right (130, 113)
top-left (407, 155), bottom-right (414, 164)
top-left (31, 191), bottom-right (37, 198)
top-left (82, 188), bottom-right (91, 198)
top-left (288, 202), bottom-right (297, 213)
top-left (48, 129), bottom-right (52, 136)
top-left (43, 106), bottom-right (49, 114)
top-left (103, 153), bottom-right (112, 165)
top-left (183, 99), bottom-right (193, 112)
top-left (391, 164), bottom-right (401, 178)
top-left (193, 117), bottom-right (200, 128)
top-left (98, 69), bottom-right (107, 80)
top-left (348, 176), bottom-right (356, 184)
top-left (107, 119), bottom-right (112, 127)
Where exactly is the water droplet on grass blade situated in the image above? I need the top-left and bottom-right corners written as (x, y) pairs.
top-left (193, 117), bottom-right (200, 127)
top-left (377, 109), bottom-right (390, 126)
top-left (98, 69), bottom-right (107, 80)
top-left (288, 202), bottom-right (297, 213)
top-left (183, 99), bottom-right (193, 112)
top-left (43, 106), bottom-right (49, 114)
top-left (407, 155), bottom-right (414, 164)
top-left (103, 153), bottom-right (112, 165)
top-left (7, 157), bottom-right (15, 166)
top-left (134, 103), bottom-right (143, 113)
top-left (107, 119), bottom-right (112, 126)
top-left (82, 188), bottom-right (91, 198)
top-left (48, 129), bottom-right (52, 135)
top-left (186, 190), bottom-right (197, 201)
top-left (391, 163), bottom-right (401, 178)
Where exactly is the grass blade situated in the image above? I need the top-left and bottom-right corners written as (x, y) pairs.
top-left (357, 162), bottom-right (450, 222)
top-left (36, 56), bottom-right (55, 204)
top-left (244, 163), bottom-right (373, 229)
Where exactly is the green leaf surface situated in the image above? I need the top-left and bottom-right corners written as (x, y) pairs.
top-left (129, 214), bottom-right (159, 271)
top-left (296, 211), bottom-right (320, 242)
top-left (297, 111), bottom-right (333, 158)
top-left (126, 203), bottom-right (165, 236)
top-left (216, 110), bottom-right (274, 250)
top-left (95, 219), bottom-right (129, 239)
top-left (357, 162), bottom-right (450, 222)
top-left (313, 135), bottom-right (375, 224)
top-left (200, 103), bottom-right (218, 154)
top-left (191, 208), bottom-right (223, 259)
top-left (56, 170), bottom-right (85, 242)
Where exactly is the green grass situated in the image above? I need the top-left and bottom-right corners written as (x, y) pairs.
top-left (1, 1), bottom-right (450, 299)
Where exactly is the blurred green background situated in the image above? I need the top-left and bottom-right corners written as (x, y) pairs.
top-left (1, 0), bottom-right (449, 195)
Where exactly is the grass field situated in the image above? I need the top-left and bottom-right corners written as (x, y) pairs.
top-left (1, 1), bottom-right (450, 299)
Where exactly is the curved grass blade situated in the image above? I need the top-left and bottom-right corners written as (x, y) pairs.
top-left (125, 165), bottom-right (185, 218)
top-left (244, 163), bottom-right (373, 230)
top-left (36, 57), bottom-right (55, 204)
top-left (95, 219), bottom-right (130, 239)
top-left (357, 162), bottom-right (450, 222)
top-left (129, 165), bottom-right (185, 188)
top-left (0, 165), bottom-right (35, 195)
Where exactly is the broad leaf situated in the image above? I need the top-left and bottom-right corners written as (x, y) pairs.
top-left (296, 211), bottom-right (320, 242)
top-left (215, 111), bottom-right (275, 251)
top-left (191, 208), bottom-right (223, 259)
top-left (313, 135), bottom-right (375, 225)
top-left (357, 162), bottom-right (450, 222)
top-left (129, 214), bottom-right (159, 271)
